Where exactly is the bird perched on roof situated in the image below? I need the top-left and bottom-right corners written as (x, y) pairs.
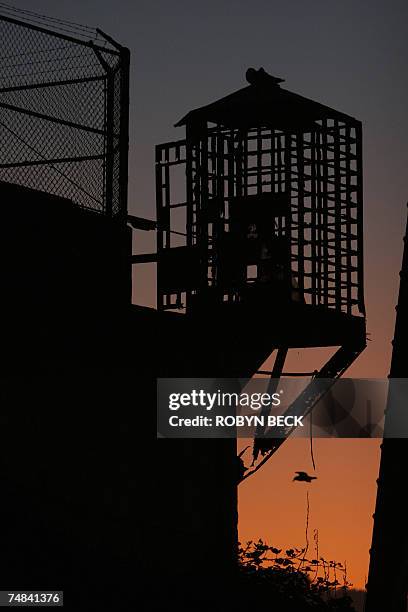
top-left (293, 471), bottom-right (317, 483)
top-left (245, 67), bottom-right (285, 87)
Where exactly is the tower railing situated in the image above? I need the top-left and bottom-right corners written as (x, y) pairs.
top-left (156, 121), bottom-right (364, 316)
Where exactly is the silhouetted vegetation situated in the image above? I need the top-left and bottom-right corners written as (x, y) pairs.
top-left (237, 539), bottom-right (357, 611)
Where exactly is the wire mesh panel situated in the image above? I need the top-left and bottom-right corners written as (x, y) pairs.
top-left (156, 119), bottom-right (364, 317)
top-left (0, 7), bottom-right (129, 216)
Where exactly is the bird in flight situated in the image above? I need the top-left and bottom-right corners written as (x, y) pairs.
top-left (293, 471), bottom-right (317, 483)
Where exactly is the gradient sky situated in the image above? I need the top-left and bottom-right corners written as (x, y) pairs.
top-left (5, 0), bottom-right (408, 589)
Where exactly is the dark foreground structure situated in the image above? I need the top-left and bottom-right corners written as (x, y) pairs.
top-left (0, 8), bottom-right (366, 612)
top-left (0, 12), bottom-right (237, 610)
top-left (365, 212), bottom-right (408, 612)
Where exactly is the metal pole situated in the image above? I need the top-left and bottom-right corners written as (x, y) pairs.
top-left (104, 70), bottom-right (114, 217)
top-left (119, 47), bottom-right (130, 218)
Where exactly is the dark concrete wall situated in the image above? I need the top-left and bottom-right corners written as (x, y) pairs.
top-left (0, 183), bottom-right (239, 611)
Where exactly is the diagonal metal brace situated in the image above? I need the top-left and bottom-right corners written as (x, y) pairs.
top-left (240, 341), bottom-right (366, 483)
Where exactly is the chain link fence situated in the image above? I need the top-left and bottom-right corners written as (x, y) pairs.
top-left (0, 6), bottom-right (129, 216)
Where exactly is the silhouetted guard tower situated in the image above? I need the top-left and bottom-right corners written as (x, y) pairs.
top-left (154, 68), bottom-right (366, 425)
top-left (0, 8), bottom-right (367, 601)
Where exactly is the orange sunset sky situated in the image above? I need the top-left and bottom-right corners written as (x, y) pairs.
top-left (238, 330), bottom-right (398, 590)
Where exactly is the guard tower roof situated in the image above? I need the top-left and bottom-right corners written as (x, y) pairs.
top-left (175, 67), bottom-right (359, 130)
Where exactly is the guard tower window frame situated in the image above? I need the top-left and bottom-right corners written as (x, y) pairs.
top-left (156, 77), bottom-right (364, 318)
